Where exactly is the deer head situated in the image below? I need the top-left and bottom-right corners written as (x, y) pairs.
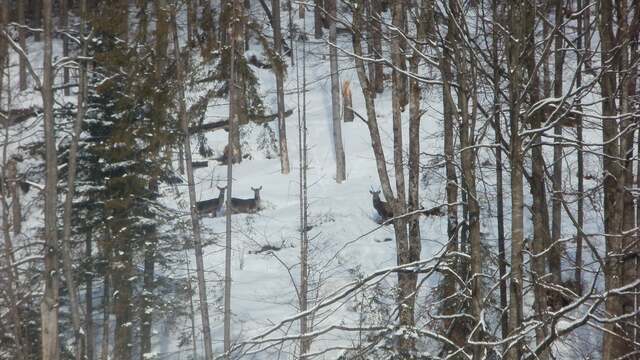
top-left (369, 189), bottom-right (381, 201)
top-left (251, 186), bottom-right (262, 200)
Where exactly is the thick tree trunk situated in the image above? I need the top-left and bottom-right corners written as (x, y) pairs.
top-left (272, 0), bottom-right (290, 174)
top-left (329, 0), bottom-right (345, 183)
top-left (41, 0), bottom-right (60, 359)
top-left (171, 9), bottom-right (214, 359)
top-left (506, 2), bottom-right (526, 359)
top-left (599, 1), bottom-right (632, 358)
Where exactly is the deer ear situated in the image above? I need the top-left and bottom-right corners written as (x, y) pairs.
top-left (259, 186), bottom-right (262, 190)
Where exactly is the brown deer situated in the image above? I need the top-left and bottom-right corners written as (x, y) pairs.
top-left (196, 186), bottom-right (226, 217)
top-left (369, 190), bottom-right (393, 223)
top-left (230, 186), bottom-right (263, 214)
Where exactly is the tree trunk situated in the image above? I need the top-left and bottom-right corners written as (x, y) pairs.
top-left (574, 0), bottom-right (584, 296)
top-left (314, 0), bottom-right (323, 39)
top-left (1, 38), bottom-right (26, 359)
top-left (85, 232), bottom-right (95, 360)
top-left (298, 28), bottom-right (311, 356)
top-left (59, 1), bottom-right (89, 357)
top-left (61, 0), bottom-right (70, 96)
top-left (18, 0), bottom-right (27, 90)
top-left (599, 1), bottom-right (631, 357)
top-left (439, 11), bottom-right (463, 351)
top-left (7, 159), bottom-right (21, 235)
top-left (491, 0), bottom-right (508, 342)
top-left (171, 8), bottom-right (214, 359)
top-left (329, 0), bottom-right (345, 183)
top-left (272, 0), bottom-right (290, 174)
top-left (506, 2), bottom-right (526, 359)
top-left (550, 0), bottom-right (564, 285)
top-left (100, 272), bottom-right (110, 360)
top-left (371, 0), bottom-right (384, 93)
top-left (32, 0), bottom-right (42, 42)
top-left (41, 0), bottom-right (60, 358)
top-left (225, 0), bottom-right (243, 355)
top-left (522, 2), bottom-right (550, 355)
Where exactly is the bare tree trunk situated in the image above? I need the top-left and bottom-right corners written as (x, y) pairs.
top-left (33, 0), bottom-right (42, 42)
top-left (18, 0), bottom-right (27, 90)
top-left (438, 10), bottom-right (464, 351)
top-left (329, 0), bottom-right (345, 183)
top-left (314, 0), bottom-right (323, 39)
top-left (226, 0), bottom-right (243, 163)
top-left (491, 0), bottom-right (508, 342)
top-left (59, 0), bottom-right (89, 356)
top-left (297, 27), bottom-right (311, 356)
top-left (85, 232), bottom-right (95, 360)
top-left (575, 0), bottom-right (585, 295)
top-left (171, 8), bottom-right (214, 359)
top-left (61, 0), bottom-right (70, 96)
top-left (225, 0), bottom-right (243, 354)
top-left (272, 0), bottom-right (290, 174)
top-left (550, 0), bottom-right (564, 285)
top-left (521, 2), bottom-right (550, 355)
top-left (1, 41), bottom-right (26, 359)
top-left (7, 159), bottom-right (21, 235)
top-left (371, 0), bottom-right (383, 93)
top-left (100, 273), bottom-right (110, 360)
top-left (599, 1), bottom-right (631, 357)
top-left (41, 0), bottom-right (60, 358)
top-left (506, 2), bottom-right (526, 359)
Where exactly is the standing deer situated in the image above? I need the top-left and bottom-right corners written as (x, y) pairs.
top-left (369, 190), bottom-right (393, 223)
top-left (196, 185), bottom-right (226, 217)
top-left (230, 186), bottom-right (262, 214)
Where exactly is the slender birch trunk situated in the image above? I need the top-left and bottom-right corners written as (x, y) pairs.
top-left (171, 8), bottom-right (214, 360)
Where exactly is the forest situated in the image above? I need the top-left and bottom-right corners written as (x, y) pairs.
top-left (0, 0), bottom-right (639, 359)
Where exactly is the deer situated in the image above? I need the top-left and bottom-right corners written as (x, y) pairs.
top-left (196, 186), bottom-right (226, 217)
top-left (229, 186), bottom-right (263, 214)
top-left (369, 190), bottom-right (393, 223)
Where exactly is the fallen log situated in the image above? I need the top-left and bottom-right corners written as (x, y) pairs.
top-left (190, 108), bottom-right (294, 134)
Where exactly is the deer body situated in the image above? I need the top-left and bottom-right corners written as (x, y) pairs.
top-left (230, 186), bottom-right (262, 214)
top-left (370, 190), bottom-right (393, 222)
top-left (196, 186), bottom-right (226, 217)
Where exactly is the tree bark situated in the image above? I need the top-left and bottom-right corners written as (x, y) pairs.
top-left (171, 8), bottom-right (214, 359)
top-left (18, 0), bottom-right (27, 90)
top-left (550, 0), bottom-right (564, 285)
top-left (41, 0), bottom-right (60, 359)
top-left (371, 0), bottom-right (384, 93)
top-left (272, 0), bottom-right (290, 174)
top-left (7, 159), bottom-right (21, 235)
top-left (85, 232), bottom-right (94, 360)
top-left (506, 2), bottom-right (526, 358)
top-left (491, 0), bottom-right (508, 342)
top-left (329, 0), bottom-right (345, 183)
top-left (575, 0), bottom-right (584, 296)
top-left (599, 1), bottom-right (632, 357)
top-left (314, 0), bottom-right (323, 39)
top-left (225, 0), bottom-right (243, 355)
top-left (59, 0), bottom-right (89, 357)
